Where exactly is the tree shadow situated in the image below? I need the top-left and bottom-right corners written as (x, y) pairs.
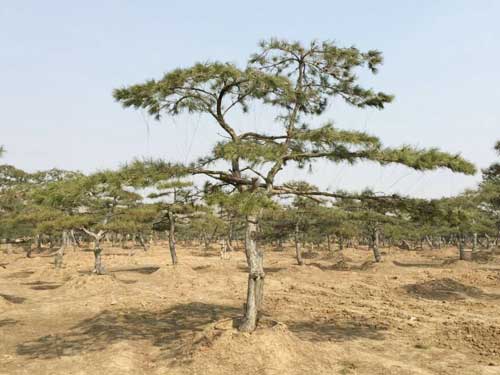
top-left (404, 278), bottom-right (500, 301)
top-left (22, 281), bottom-right (63, 290)
top-left (392, 258), bottom-right (458, 268)
top-left (0, 293), bottom-right (26, 304)
top-left (192, 250), bottom-right (218, 257)
top-left (77, 266), bottom-right (160, 276)
top-left (6, 271), bottom-right (35, 278)
top-left (301, 251), bottom-right (321, 259)
top-left (0, 318), bottom-right (17, 327)
top-left (111, 266), bottom-right (160, 275)
top-left (237, 266), bottom-right (287, 274)
top-left (287, 320), bottom-right (386, 342)
top-left (308, 261), bottom-right (375, 272)
top-left (16, 302), bottom-right (241, 360)
top-left (192, 265), bottom-right (211, 271)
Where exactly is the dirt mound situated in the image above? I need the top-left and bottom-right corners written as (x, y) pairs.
top-left (310, 259), bottom-right (375, 272)
top-left (330, 260), bottom-right (351, 271)
top-left (301, 251), bottom-right (320, 259)
top-left (60, 274), bottom-right (121, 292)
top-left (149, 264), bottom-right (197, 279)
top-left (171, 319), bottom-right (336, 375)
top-left (404, 278), bottom-right (483, 300)
top-left (437, 320), bottom-right (500, 357)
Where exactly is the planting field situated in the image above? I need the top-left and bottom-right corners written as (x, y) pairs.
top-left (1, 244), bottom-right (500, 375)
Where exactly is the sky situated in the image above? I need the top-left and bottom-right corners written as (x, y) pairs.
top-left (1, 0), bottom-right (498, 199)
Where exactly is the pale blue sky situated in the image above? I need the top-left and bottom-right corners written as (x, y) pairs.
top-left (1, 1), bottom-right (498, 198)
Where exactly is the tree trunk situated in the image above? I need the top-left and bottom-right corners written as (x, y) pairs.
top-left (277, 238), bottom-right (283, 251)
top-left (93, 245), bottom-right (105, 274)
top-left (227, 221), bottom-right (234, 251)
top-left (54, 246), bottom-right (64, 268)
top-left (458, 235), bottom-right (466, 260)
top-left (168, 211), bottom-right (178, 265)
top-left (472, 232), bottom-right (478, 252)
top-left (425, 235), bottom-right (434, 249)
top-left (137, 233), bottom-right (148, 251)
top-left (35, 234), bottom-right (42, 252)
top-left (203, 234), bottom-right (209, 252)
top-left (485, 234), bottom-right (491, 250)
top-left (239, 213), bottom-right (265, 332)
top-left (70, 229), bottom-right (80, 248)
top-left (372, 227), bottom-right (381, 262)
top-left (326, 234), bottom-right (331, 252)
top-left (294, 222), bottom-right (304, 266)
top-left (118, 233), bottom-right (126, 249)
top-left (81, 228), bottom-right (106, 274)
top-left (25, 241), bottom-right (33, 258)
top-left (55, 230), bottom-right (70, 268)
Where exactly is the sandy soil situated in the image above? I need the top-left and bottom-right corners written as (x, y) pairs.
top-left (1, 242), bottom-right (500, 375)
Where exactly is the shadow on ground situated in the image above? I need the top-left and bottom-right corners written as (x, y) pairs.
top-left (111, 266), bottom-right (160, 275)
top-left (6, 271), bottom-right (35, 279)
top-left (308, 260), bottom-right (375, 272)
top-left (237, 266), bottom-right (287, 274)
top-left (23, 281), bottom-right (63, 290)
top-left (16, 302), bottom-right (240, 360)
top-left (287, 320), bottom-right (386, 342)
top-left (0, 293), bottom-right (26, 303)
top-left (393, 260), bottom-right (447, 268)
top-left (404, 278), bottom-right (500, 301)
top-left (15, 301), bottom-right (388, 361)
top-left (0, 318), bottom-right (17, 327)
top-left (77, 266), bottom-right (159, 277)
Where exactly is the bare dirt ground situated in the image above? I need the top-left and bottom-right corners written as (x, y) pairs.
top-left (1, 242), bottom-right (500, 375)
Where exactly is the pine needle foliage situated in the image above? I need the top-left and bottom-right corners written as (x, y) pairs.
top-left (114, 38), bottom-right (475, 207)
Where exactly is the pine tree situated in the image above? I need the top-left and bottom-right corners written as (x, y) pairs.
top-left (114, 39), bottom-right (476, 331)
top-left (0, 165), bottom-right (83, 258)
top-left (121, 160), bottom-right (199, 264)
top-left (33, 170), bottom-right (142, 273)
top-left (478, 141), bottom-right (500, 246)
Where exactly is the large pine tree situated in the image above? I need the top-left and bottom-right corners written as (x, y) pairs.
top-left (114, 39), bottom-right (476, 331)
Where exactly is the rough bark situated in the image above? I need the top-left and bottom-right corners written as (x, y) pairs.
top-left (239, 214), bottom-right (265, 332)
top-left (25, 243), bottom-right (33, 258)
top-left (294, 221), bottom-right (304, 266)
top-left (227, 222), bottom-right (235, 251)
top-left (54, 230), bottom-right (70, 268)
top-left (137, 233), bottom-right (148, 252)
top-left (202, 234), bottom-right (209, 252)
top-left (425, 235), bottom-right (434, 249)
top-left (168, 211), bottom-right (178, 265)
top-left (93, 245), bottom-right (105, 274)
top-left (35, 234), bottom-right (42, 251)
top-left (372, 227), bottom-right (382, 262)
top-left (458, 235), bottom-right (466, 260)
top-left (70, 229), bottom-right (80, 248)
top-left (82, 228), bottom-right (106, 274)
